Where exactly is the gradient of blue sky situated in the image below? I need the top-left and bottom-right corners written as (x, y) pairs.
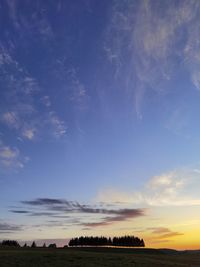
top-left (0, 0), bottom-right (200, 249)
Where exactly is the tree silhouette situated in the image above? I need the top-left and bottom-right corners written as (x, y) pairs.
top-left (48, 243), bottom-right (57, 248)
top-left (31, 241), bottom-right (36, 248)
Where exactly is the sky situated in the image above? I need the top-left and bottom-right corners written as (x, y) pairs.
top-left (0, 0), bottom-right (200, 249)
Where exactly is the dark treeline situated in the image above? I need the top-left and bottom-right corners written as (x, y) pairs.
top-left (69, 236), bottom-right (145, 247)
top-left (0, 236), bottom-right (145, 248)
top-left (0, 240), bottom-right (20, 247)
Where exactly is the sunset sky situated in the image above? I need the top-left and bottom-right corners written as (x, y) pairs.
top-left (0, 0), bottom-right (200, 249)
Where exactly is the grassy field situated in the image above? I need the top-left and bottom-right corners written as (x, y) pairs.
top-left (0, 247), bottom-right (200, 267)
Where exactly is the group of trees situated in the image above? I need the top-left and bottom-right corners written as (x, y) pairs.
top-left (0, 240), bottom-right (20, 247)
top-left (69, 235), bottom-right (145, 247)
top-left (0, 240), bottom-right (57, 248)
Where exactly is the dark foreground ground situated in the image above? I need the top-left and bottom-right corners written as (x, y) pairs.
top-left (0, 247), bottom-right (200, 267)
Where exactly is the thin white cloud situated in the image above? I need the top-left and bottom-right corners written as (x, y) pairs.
top-left (149, 172), bottom-right (184, 190)
top-left (193, 169), bottom-right (200, 174)
top-left (67, 68), bottom-right (89, 111)
top-left (165, 107), bottom-right (188, 136)
top-left (22, 128), bottom-right (36, 140)
top-left (38, 18), bottom-right (54, 40)
top-left (0, 140), bottom-right (26, 169)
top-left (5, 0), bottom-right (54, 40)
top-left (2, 111), bottom-right (20, 129)
top-left (41, 96), bottom-right (51, 107)
top-left (0, 44), bottom-right (14, 65)
top-left (105, 0), bottom-right (200, 117)
top-left (5, 0), bottom-right (20, 29)
top-left (22, 77), bottom-right (39, 95)
top-left (1, 110), bottom-right (37, 141)
top-left (97, 167), bottom-right (200, 207)
top-left (0, 43), bottom-right (67, 142)
top-left (48, 112), bottom-right (67, 138)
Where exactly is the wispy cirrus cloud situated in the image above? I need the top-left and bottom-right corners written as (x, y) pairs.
top-left (1, 109), bottom-right (37, 141)
top-left (41, 96), bottom-right (51, 108)
top-left (48, 112), bottom-right (67, 138)
top-left (0, 2), bottom-right (91, 148)
top-left (0, 43), bottom-right (67, 142)
top-left (68, 68), bottom-right (89, 111)
top-left (0, 43), bottom-right (15, 66)
top-left (105, 0), bottom-right (200, 118)
top-left (5, 0), bottom-right (54, 40)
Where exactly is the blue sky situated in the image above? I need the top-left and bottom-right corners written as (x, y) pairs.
top-left (0, 0), bottom-right (200, 249)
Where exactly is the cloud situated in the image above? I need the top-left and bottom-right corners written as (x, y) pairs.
top-left (9, 210), bottom-right (30, 214)
top-left (0, 41), bottom-right (67, 143)
top-left (0, 46), bottom-right (40, 142)
top-left (21, 198), bottom-right (145, 215)
top-left (65, 68), bottom-right (89, 111)
top-left (0, 140), bottom-right (26, 169)
top-left (0, 44), bottom-right (15, 66)
top-left (194, 169), bottom-right (200, 174)
top-left (48, 112), bottom-right (67, 138)
top-left (148, 227), bottom-right (172, 234)
top-left (12, 198), bottom-right (145, 227)
top-left (1, 111), bottom-right (36, 141)
top-left (5, 0), bottom-right (54, 40)
top-left (1, 107), bottom-right (67, 142)
top-left (83, 209), bottom-right (145, 228)
top-left (159, 232), bottom-right (183, 239)
top-left (105, 0), bottom-right (200, 117)
top-left (1, 111), bottom-right (20, 129)
top-left (21, 198), bottom-right (69, 206)
top-left (0, 222), bottom-right (22, 232)
top-left (0, 4), bottom-right (92, 146)
top-left (147, 227), bottom-right (183, 240)
top-left (41, 96), bottom-right (51, 107)
top-left (10, 210), bottom-right (67, 217)
top-left (165, 107), bottom-right (189, 138)
top-left (22, 128), bottom-right (36, 140)
top-left (148, 171), bottom-right (184, 193)
top-left (70, 78), bottom-right (87, 105)
top-left (21, 77), bottom-right (39, 95)
top-left (30, 212), bottom-right (61, 217)
top-left (97, 167), bottom-right (200, 207)
top-left (83, 221), bottom-right (109, 228)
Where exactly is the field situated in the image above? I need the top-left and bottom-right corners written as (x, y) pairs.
top-left (0, 247), bottom-right (200, 267)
